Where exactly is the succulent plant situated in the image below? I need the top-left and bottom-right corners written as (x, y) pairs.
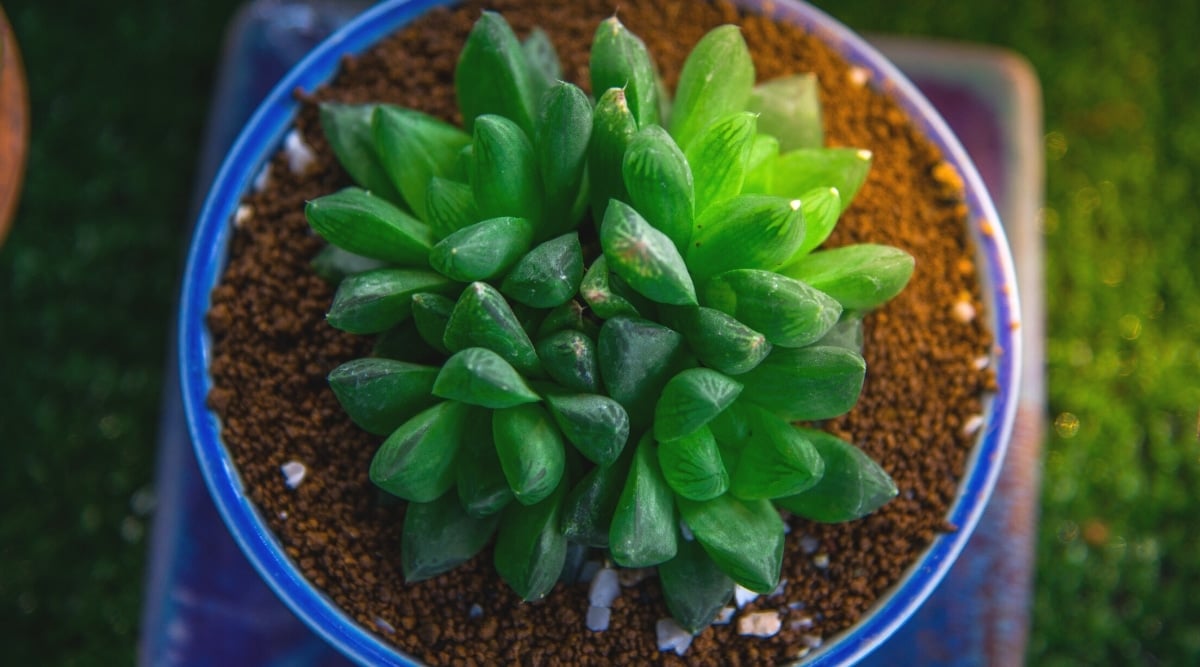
top-left (305, 11), bottom-right (914, 633)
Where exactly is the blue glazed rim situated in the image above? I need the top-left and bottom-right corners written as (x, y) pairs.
top-left (179, 1), bottom-right (1021, 665)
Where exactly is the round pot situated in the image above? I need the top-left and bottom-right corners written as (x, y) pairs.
top-left (179, 0), bottom-right (1021, 664)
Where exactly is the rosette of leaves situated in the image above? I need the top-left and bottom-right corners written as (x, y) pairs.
top-left (303, 12), bottom-right (915, 634)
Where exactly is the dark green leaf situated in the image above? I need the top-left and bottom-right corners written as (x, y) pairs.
top-left (536, 82), bottom-right (593, 236)
top-left (657, 425), bottom-right (729, 501)
top-left (494, 483), bottom-right (568, 600)
top-left (579, 256), bottom-right (644, 319)
top-left (589, 88), bottom-right (638, 221)
top-left (305, 187), bottom-right (435, 264)
top-left (738, 346), bottom-right (866, 420)
top-left (318, 103), bottom-right (403, 202)
top-left (774, 428), bottom-right (897, 522)
top-left (457, 420), bottom-right (515, 517)
top-left (424, 177), bottom-right (480, 240)
top-left (471, 115), bottom-right (543, 227)
top-left (687, 195), bottom-right (806, 288)
top-left (560, 444), bottom-right (635, 548)
top-left (455, 11), bottom-right (539, 135)
top-left (653, 368), bottom-right (743, 442)
top-left (443, 282), bottom-right (541, 376)
top-left (609, 433), bottom-right (678, 567)
top-left (411, 292), bottom-right (454, 355)
top-left (659, 536), bottom-right (735, 633)
top-left (662, 306), bottom-right (771, 375)
top-left (522, 27), bottom-right (561, 99)
top-left (703, 269), bottom-right (841, 348)
top-left (370, 401), bottom-right (473, 502)
top-left (309, 245), bottom-right (386, 286)
top-left (601, 200), bottom-right (697, 306)
top-left (429, 216), bottom-right (534, 282)
top-left (328, 358), bottom-right (439, 436)
top-left (372, 105), bottom-right (471, 220)
top-left (493, 403), bottom-right (566, 505)
top-left (536, 329), bottom-right (601, 394)
top-left (433, 347), bottom-right (540, 409)
top-left (730, 406), bottom-right (824, 500)
top-left (544, 392), bottom-right (630, 466)
top-left (623, 125), bottom-right (694, 254)
top-left (590, 16), bottom-right (660, 127)
top-left (677, 494), bottom-right (784, 594)
top-left (501, 233), bottom-right (585, 308)
top-left (326, 268), bottom-right (456, 334)
top-left (597, 316), bottom-right (687, 432)
top-left (401, 490), bottom-right (499, 582)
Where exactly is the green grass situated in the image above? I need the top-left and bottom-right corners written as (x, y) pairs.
top-left (2, 0), bottom-right (1197, 664)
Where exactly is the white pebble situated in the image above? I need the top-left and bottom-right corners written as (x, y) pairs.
top-left (468, 603), bottom-right (483, 619)
top-left (789, 615), bottom-right (814, 631)
top-left (733, 584), bottom-right (760, 608)
top-left (737, 611), bottom-right (782, 638)
top-left (373, 617), bottom-right (396, 634)
top-left (713, 606), bottom-right (736, 625)
top-left (962, 414), bottom-right (985, 437)
top-left (234, 204), bottom-right (253, 228)
top-left (848, 66), bottom-right (871, 87)
top-left (281, 461), bottom-right (307, 489)
top-left (655, 617), bottom-right (693, 655)
top-left (952, 299), bottom-right (977, 323)
top-left (284, 129), bottom-right (317, 174)
top-left (253, 162), bottom-right (272, 192)
top-left (278, 511), bottom-right (288, 520)
top-left (813, 553), bottom-right (830, 569)
top-left (799, 534), bottom-right (820, 555)
top-left (589, 568), bottom-right (620, 607)
top-left (586, 605), bottom-right (611, 632)
top-left (974, 355), bottom-right (991, 370)
top-left (802, 633), bottom-right (824, 649)
top-left (577, 560), bottom-right (603, 584)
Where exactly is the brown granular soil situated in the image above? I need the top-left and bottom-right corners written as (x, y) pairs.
top-left (205, 0), bottom-right (996, 664)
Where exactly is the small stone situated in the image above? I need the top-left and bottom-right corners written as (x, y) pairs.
top-left (973, 355), bottom-right (991, 370)
top-left (586, 605), bottom-right (611, 632)
top-left (589, 568), bottom-right (620, 607)
top-left (733, 584), bottom-right (759, 608)
top-left (253, 163), bottom-right (271, 192)
top-left (284, 129), bottom-right (317, 174)
top-left (952, 299), bottom-right (977, 323)
top-left (802, 633), bottom-right (824, 649)
top-left (234, 204), bottom-right (253, 228)
top-left (278, 511), bottom-right (288, 520)
top-left (848, 65), bottom-right (871, 87)
top-left (812, 553), bottom-right (830, 569)
top-left (656, 617), bottom-right (693, 655)
top-left (789, 615), bottom-right (814, 631)
top-left (281, 461), bottom-right (307, 489)
top-left (373, 617), bottom-right (396, 634)
top-left (713, 606), bottom-right (736, 625)
top-left (468, 603), bottom-right (483, 619)
top-left (737, 611), bottom-right (782, 637)
top-left (961, 414), bottom-right (985, 437)
top-left (799, 534), bottom-right (820, 554)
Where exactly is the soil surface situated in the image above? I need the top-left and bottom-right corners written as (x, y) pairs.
top-left (206, 0), bottom-right (995, 664)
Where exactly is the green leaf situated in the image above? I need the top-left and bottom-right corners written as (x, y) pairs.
top-left (779, 243), bottom-right (915, 310)
top-left (305, 187), bottom-right (435, 264)
top-left (493, 403), bottom-right (566, 505)
top-left (789, 186), bottom-right (842, 258)
top-left (327, 358), bottom-right (439, 436)
top-left (653, 368), bottom-right (743, 442)
top-left (597, 316), bottom-right (687, 432)
top-left (588, 88), bottom-right (638, 221)
top-left (535, 83), bottom-right (593, 236)
top-left (657, 425), bottom-right (729, 501)
top-left (326, 268), bottom-right (456, 334)
top-left (687, 195), bottom-right (806, 288)
top-left (424, 177), bottom-right (480, 241)
top-left (560, 444), bottom-right (635, 548)
top-left (443, 282), bottom-right (541, 376)
top-left (535, 300), bottom-right (589, 339)
top-left (774, 428), bottom-right (897, 522)
top-left (471, 115), bottom-right (543, 228)
top-left (494, 482), bottom-right (568, 601)
top-left (372, 105), bottom-right (471, 220)
top-left (623, 125), bottom-right (694, 253)
top-left (309, 245), bottom-right (386, 286)
top-left (579, 256), bottom-right (644, 320)
top-left (590, 16), bottom-right (660, 127)
top-left (601, 199), bottom-right (697, 306)
top-left (746, 74), bottom-right (823, 152)
top-left (685, 112), bottom-right (757, 214)
top-left (707, 400), bottom-right (755, 447)
top-left (703, 269), bottom-right (841, 348)
top-left (318, 103), bottom-right (403, 203)
top-left (662, 306), bottom-right (772, 376)
top-left (401, 490), bottom-right (500, 582)
top-left (610, 434), bottom-right (678, 568)
top-left (410, 292), bottom-right (454, 354)
top-left (677, 494), bottom-right (784, 593)
top-left (816, 311), bottom-right (864, 352)
top-left (501, 233), bottom-right (584, 308)
top-left (455, 11), bottom-right (539, 136)
top-left (372, 322), bottom-right (442, 364)
top-left (544, 392), bottom-right (630, 466)
top-left (738, 346), bottom-right (866, 420)
top-left (764, 148), bottom-right (872, 212)
top-left (457, 421), bottom-right (515, 517)
top-left (370, 401), bottom-right (473, 502)
top-left (429, 216), bottom-right (534, 282)
top-left (522, 27), bottom-right (561, 98)
top-left (535, 329), bottom-right (600, 394)
top-left (730, 406), bottom-right (824, 500)
top-left (669, 25), bottom-right (755, 151)
top-left (433, 347), bottom-right (540, 409)
top-left (740, 133), bottom-right (780, 194)
top-left (659, 536), bottom-right (735, 633)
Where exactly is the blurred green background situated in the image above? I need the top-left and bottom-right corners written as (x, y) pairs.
top-left (1, 0), bottom-right (1197, 664)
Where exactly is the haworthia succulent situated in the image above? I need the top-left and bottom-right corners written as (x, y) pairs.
top-left (669, 25), bottom-right (754, 151)
top-left (579, 256), bottom-right (645, 320)
top-left (601, 199), bottom-right (697, 306)
top-left (433, 347), bottom-right (541, 409)
top-left (493, 403), bottom-right (566, 506)
top-left (659, 535), bottom-right (735, 633)
top-left (501, 233), bottom-right (585, 308)
top-left (589, 88), bottom-right (638, 221)
top-left (443, 282), bottom-right (541, 377)
top-left (676, 493), bottom-right (784, 594)
top-left (622, 125), bottom-right (694, 254)
top-left (703, 269), bottom-right (841, 348)
top-left (326, 268), bottom-right (456, 335)
top-left (457, 420), bottom-right (515, 517)
top-left (305, 187), bottom-right (435, 265)
top-left (730, 405), bottom-right (825, 500)
top-left (661, 306), bottom-right (772, 376)
top-left (543, 392), bottom-right (630, 466)
top-left (789, 186), bottom-right (842, 259)
top-left (372, 104), bottom-right (471, 221)
top-left (471, 115), bottom-right (543, 229)
top-left (535, 82), bottom-right (592, 236)
top-left (597, 316), bottom-right (688, 432)
top-left (401, 490), bottom-right (500, 582)
top-left (410, 292), bottom-right (454, 355)
top-left (424, 177), bottom-right (481, 241)
top-left (763, 147), bottom-right (873, 212)
top-left (560, 444), bottom-right (635, 548)
top-left (494, 482), bottom-right (568, 601)
top-left (774, 428), bottom-right (898, 523)
top-left (327, 358), bottom-right (439, 436)
top-left (318, 103), bottom-right (403, 203)
top-left (522, 27), bottom-right (561, 99)
top-left (779, 243), bottom-right (916, 311)
top-left (738, 345), bottom-right (867, 420)
top-left (609, 434), bottom-right (678, 568)
top-left (535, 329), bottom-right (601, 395)
top-left (657, 425), bottom-right (729, 501)
top-left (590, 16), bottom-right (661, 128)
top-left (740, 133), bottom-right (781, 194)
top-left (455, 11), bottom-right (540, 136)
top-left (309, 245), bottom-right (386, 286)
top-left (652, 368), bottom-right (743, 443)
top-left (369, 400), bottom-right (473, 502)
top-left (687, 194), bottom-right (807, 288)
top-left (685, 111), bottom-right (757, 214)
top-left (429, 216), bottom-right (534, 282)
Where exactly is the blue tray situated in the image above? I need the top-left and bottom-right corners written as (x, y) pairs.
top-left (141, 3), bottom-right (1044, 665)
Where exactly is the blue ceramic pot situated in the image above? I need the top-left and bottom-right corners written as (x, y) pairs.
top-left (179, 1), bottom-right (1021, 664)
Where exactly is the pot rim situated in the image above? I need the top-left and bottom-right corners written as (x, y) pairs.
top-left (179, 1), bottom-right (1021, 664)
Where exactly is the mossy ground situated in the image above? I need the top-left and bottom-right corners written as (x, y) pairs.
top-left (1, 0), bottom-right (1197, 664)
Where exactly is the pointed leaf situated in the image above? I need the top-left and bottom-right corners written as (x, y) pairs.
top-left (457, 421), bottom-right (515, 517)
top-left (662, 306), bottom-right (771, 375)
top-left (659, 536), bottom-right (735, 633)
top-left (535, 82), bottom-right (593, 235)
top-left (536, 300), bottom-right (588, 339)
top-left (328, 358), bottom-right (439, 436)
top-left (560, 444), bottom-right (635, 547)
top-left (790, 186), bottom-right (842, 257)
top-left (589, 88), bottom-right (638, 221)
top-left (685, 112), bottom-right (757, 214)
top-left (455, 11), bottom-right (539, 135)
top-left (590, 16), bottom-right (660, 127)
top-left (774, 428), bottom-right (897, 522)
top-left (370, 401), bottom-right (473, 502)
top-left (669, 25), bottom-right (754, 150)
top-left (535, 329), bottom-right (600, 394)
top-left (372, 105), bottom-right (471, 220)
top-left (747, 74), bottom-right (823, 151)
top-left (501, 233), bottom-right (584, 308)
top-left (601, 199), bottom-right (697, 306)
top-left (687, 195), bottom-right (806, 288)
top-left (443, 282), bottom-right (540, 376)
top-left (657, 425), bottom-right (729, 501)
top-left (493, 404), bottom-right (566, 505)
top-left (677, 494), bottom-right (784, 594)
top-left (401, 490), bottom-right (500, 582)
top-left (522, 27), bottom-right (561, 97)
top-left (816, 311), bottom-right (864, 352)
top-left (318, 103), bottom-right (402, 202)
top-left (305, 187), bottom-right (435, 264)
top-left (765, 148), bottom-right (872, 212)
top-left (433, 347), bottom-right (540, 409)
top-left (579, 256), bottom-right (644, 319)
top-left (424, 177), bottom-right (480, 240)
top-left (740, 133), bottom-right (780, 194)
top-left (653, 368), bottom-right (743, 442)
top-left (610, 434), bottom-right (678, 568)
top-left (623, 125), bottom-right (694, 253)
top-left (326, 268), bottom-right (455, 334)
top-left (703, 269), bottom-right (841, 348)
top-left (779, 243), bottom-right (915, 310)
top-left (597, 316), bottom-right (687, 432)
top-left (430, 216), bottom-right (534, 282)
top-left (731, 406), bottom-right (824, 500)
top-left (738, 346), bottom-right (866, 420)
top-left (471, 115), bottom-right (543, 227)
top-left (544, 392), bottom-right (630, 466)
top-left (411, 292), bottom-right (454, 354)
top-left (494, 483), bottom-right (568, 600)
